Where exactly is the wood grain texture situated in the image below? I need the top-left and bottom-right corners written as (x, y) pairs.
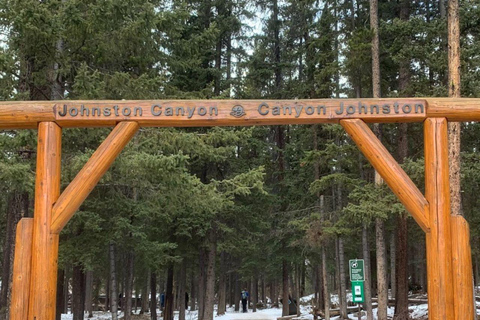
top-left (340, 119), bottom-right (430, 232)
top-left (1, 98), bottom-right (480, 128)
top-left (51, 121), bottom-right (139, 234)
top-left (28, 122), bottom-right (62, 320)
top-left (9, 218), bottom-right (33, 320)
top-left (451, 215), bottom-right (474, 320)
top-left (0, 99), bottom-right (427, 129)
top-left (424, 118), bottom-right (455, 320)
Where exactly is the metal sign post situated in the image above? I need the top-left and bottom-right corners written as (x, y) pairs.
top-left (349, 259), bottom-right (365, 319)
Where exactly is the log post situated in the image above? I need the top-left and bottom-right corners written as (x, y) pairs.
top-left (10, 218), bottom-right (33, 320)
top-left (28, 122), bottom-right (62, 320)
top-left (424, 118), bottom-right (455, 320)
top-left (451, 216), bottom-right (474, 319)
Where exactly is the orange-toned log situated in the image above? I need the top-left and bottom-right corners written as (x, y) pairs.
top-left (28, 122), bottom-right (62, 320)
top-left (424, 118), bottom-right (455, 320)
top-left (10, 218), bottom-right (33, 320)
top-left (51, 121), bottom-right (139, 234)
top-left (340, 119), bottom-right (429, 232)
top-left (451, 215), bottom-right (474, 320)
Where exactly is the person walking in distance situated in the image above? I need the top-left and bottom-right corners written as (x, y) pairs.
top-left (241, 288), bottom-right (249, 313)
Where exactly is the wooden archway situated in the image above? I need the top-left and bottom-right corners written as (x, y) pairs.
top-left (2, 98), bottom-right (477, 320)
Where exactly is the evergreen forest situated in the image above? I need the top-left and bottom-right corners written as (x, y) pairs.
top-left (0, 0), bottom-right (479, 319)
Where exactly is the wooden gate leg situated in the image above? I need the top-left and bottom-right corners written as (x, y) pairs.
top-left (451, 203), bottom-right (475, 319)
top-left (10, 218), bottom-right (33, 320)
top-left (28, 122), bottom-right (62, 320)
top-left (424, 118), bottom-right (455, 320)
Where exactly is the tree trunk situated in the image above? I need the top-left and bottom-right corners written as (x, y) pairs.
top-left (370, 0), bottom-right (381, 98)
top-left (339, 238), bottom-right (348, 319)
top-left (217, 252), bottom-right (227, 315)
top-left (390, 234), bottom-right (396, 300)
top-left (140, 270), bottom-right (150, 314)
top-left (190, 268), bottom-right (196, 311)
top-left (56, 268), bottom-right (65, 320)
top-left (448, 0), bottom-right (462, 217)
top-left (273, 0), bottom-right (281, 93)
top-left (396, 2), bottom-right (410, 304)
top-left (261, 276), bottom-right (266, 305)
top-left (376, 219), bottom-right (388, 320)
top-left (72, 265), bottom-right (86, 320)
top-left (202, 232), bottom-right (217, 320)
top-left (85, 270), bottom-right (94, 318)
top-left (151, 272), bottom-right (157, 320)
top-left (394, 122), bottom-right (409, 318)
top-left (282, 258), bottom-right (289, 316)
top-left (301, 263), bottom-right (306, 298)
top-left (394, 214), bottom-right (408, 319)
top-left (164, 264), bottom-right (174, 320)
top-left (294, 266), bottom-right (300, 316)
top-left (94, 277), bottom-right (101, 312)
top-left (322, 246), bottom-right (330, 320)
top-left (198, 249), bottom-right (206, 319)
top-left (125, 252), bottom-right (134, 320)
top-left (203, 230), bottom-right (217, 320)
top-left (363, 225), bottom-right (373, 320)
top-left (110, 243), bottom-right (118, 320)
top-left (234, 273), bottom-right (240, 311)
top-left (179, 260), bottom-right (187, 320)
top-left (253, 276), bottom-right (258, 312)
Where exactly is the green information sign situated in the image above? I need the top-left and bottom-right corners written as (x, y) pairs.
top-left (351, 281), bottom-right (365, 303)
top-left (349, 259), bottom-right (365, 282)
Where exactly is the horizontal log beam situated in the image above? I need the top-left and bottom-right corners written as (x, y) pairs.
top-left (0, 99), bottom-right (425, 129)
top-left (1, 98), bottom-right (480, 129)
top-left (51, 121), bottom-right (139, 233)
top-left (340, 119), bottom-right (430, 232)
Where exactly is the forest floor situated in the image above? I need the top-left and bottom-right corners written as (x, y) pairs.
top-left (59, 292), bottom-right (445, 320)
top-left (60, 304), bottom-right (431, 320)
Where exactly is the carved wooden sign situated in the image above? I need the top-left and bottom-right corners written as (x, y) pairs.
top-left (53, 99), bottom-right (426, 126)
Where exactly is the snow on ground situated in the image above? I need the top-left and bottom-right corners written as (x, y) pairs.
top-left (61, 292), bottom-right (433, 320)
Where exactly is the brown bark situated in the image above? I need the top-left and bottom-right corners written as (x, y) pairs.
top-left (448, 0), bottom-right (462, 217)
top-left (363, 225), bottom-right (373, 320)
top-left (217, 252), bottom-right (227, 315)
top-left (338, 238), bottom-right (347, 319)
top-left (202, 232), bottom-right (217, 320)
top-left (125, 252), bottom-right (134, 320)
top-left (85, 270), bottom-right (94, 318)
top-left (140, 270), bottom-right (150, 314)
top-left (56, 269), bottom-right (65, 320)
top-left (273, 0), bottom-right (281, 93)
top-left (390, 234), bottom-right (396, 300)
top-left (370, 0), bottom-right (381, 98)
top-left (150, 272), bottom-right (157, 320)
top-left (190, 268), bottom-right (196, 311)
top-left (110, 243), bottom-right (118, 320)
top-left (198, 249), bottom-right (206, 319)
top-left (394, 214), bottom-right (408, 319)
top-left (179, 260), bottom-right (187, 320)
top-left (164, 264), bottom-right (174, 320)
top-left (394, 121), bottom-right (409, 319)
top-left (72, 265), bottom-right (86, 320)
top-left (322, 246), bottom-right (330, 320)
top-left (234, 273), bottom-right (240, 311)
top-left (253, 276), bottom-right (258, 313)
top-left (376, 218), bottom-right (388, 320)
top-left (282, 259), bottom-right (289, 317)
